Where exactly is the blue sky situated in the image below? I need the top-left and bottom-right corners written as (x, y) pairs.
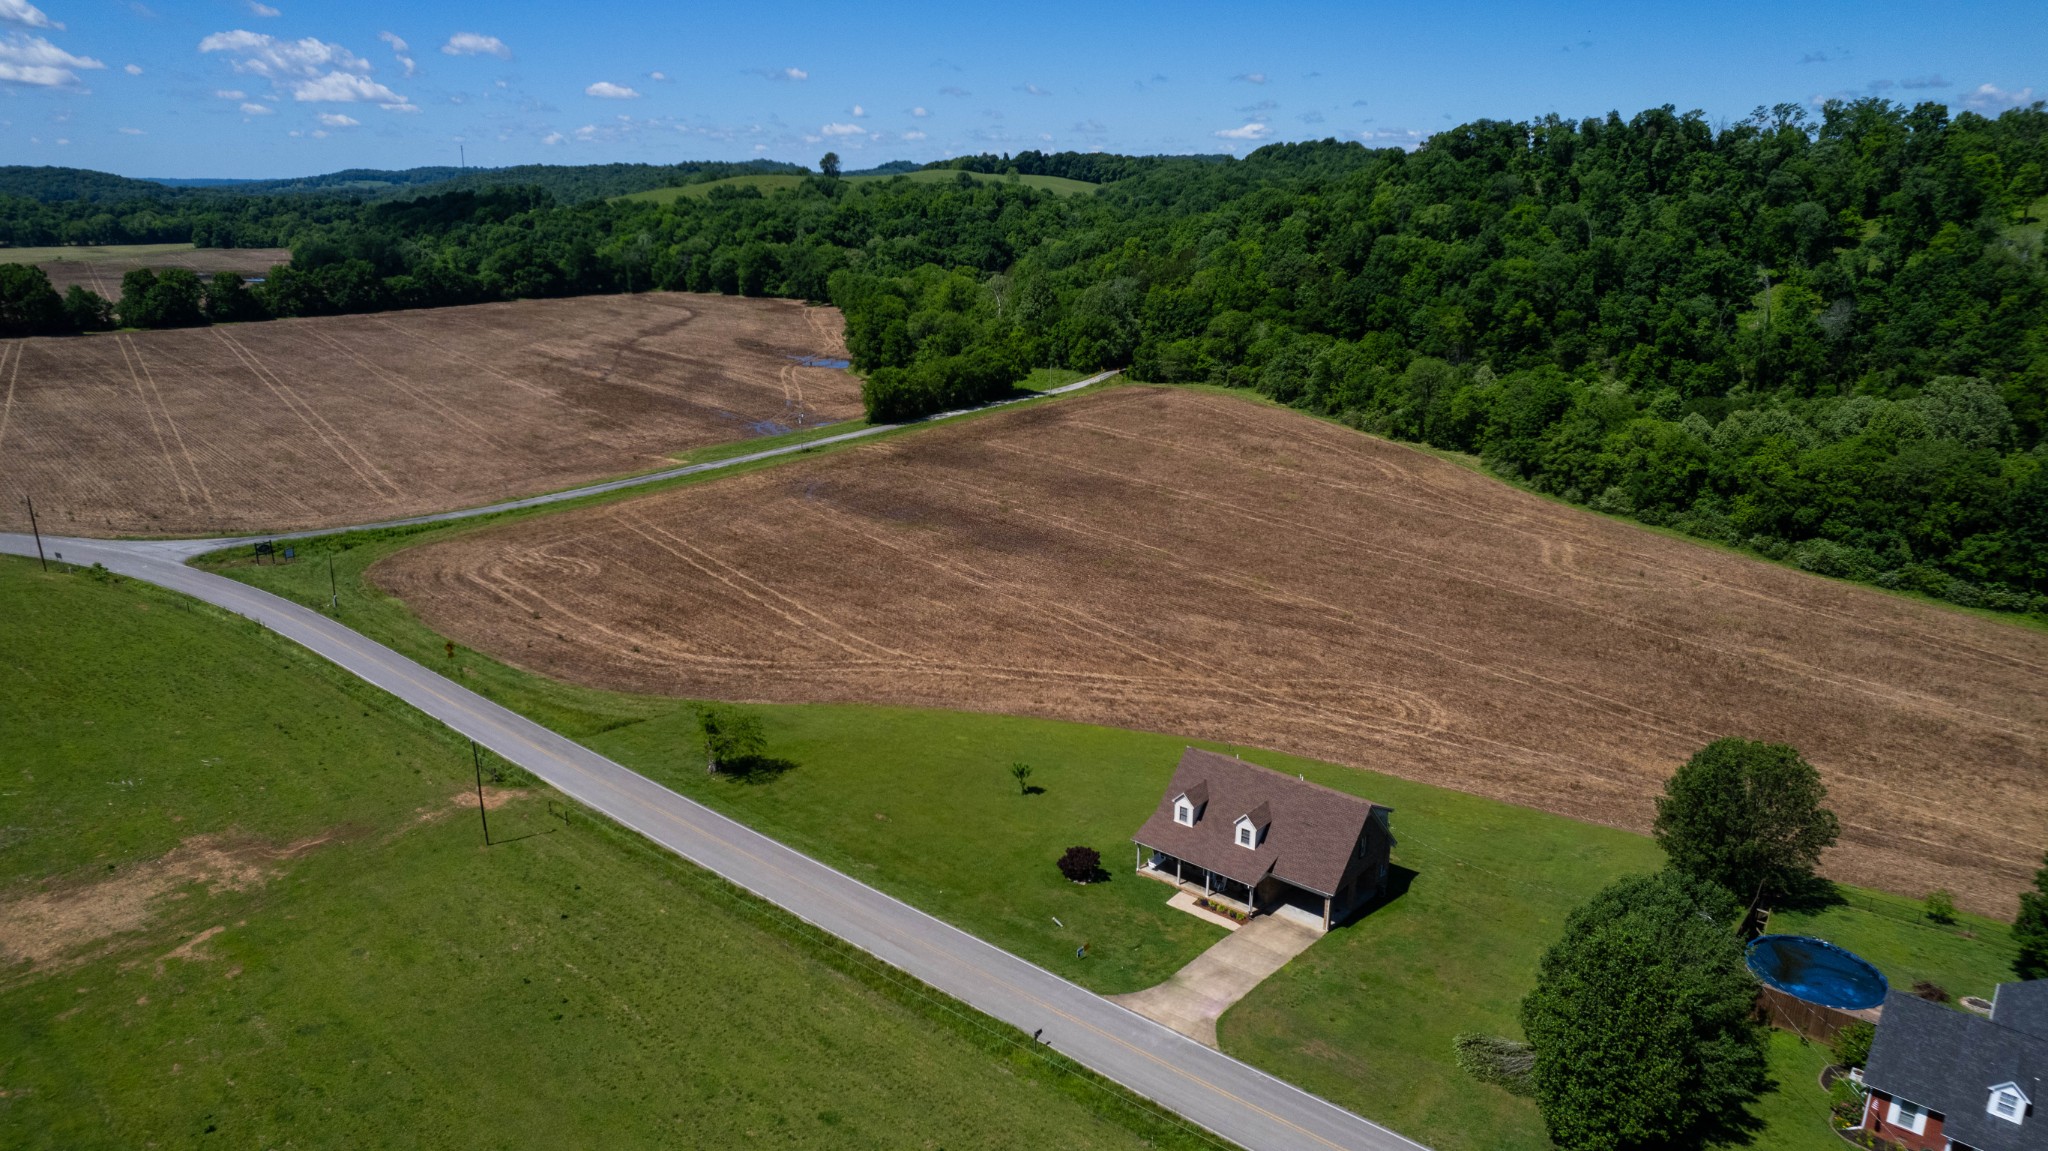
top-left (2, 0), bottom-right (2043, 179)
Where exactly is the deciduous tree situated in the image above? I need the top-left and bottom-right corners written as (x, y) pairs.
top-left (1520, 870), bottom-right (1768, 1151)
top-left (1652, 738), bottom-right (1839, 908)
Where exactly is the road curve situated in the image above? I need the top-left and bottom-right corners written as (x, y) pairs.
top-left (4, 530), bottom-right (1426, 1151)
top-left (1, 369), bottom-right (1426, 1151)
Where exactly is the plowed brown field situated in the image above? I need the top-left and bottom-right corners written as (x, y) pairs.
top-left (28, 245), bottom-right (293, 301)
top-left (375, 386), bottom-right (2048, 914)
top-left (0, 293), bottom-right (855, 536)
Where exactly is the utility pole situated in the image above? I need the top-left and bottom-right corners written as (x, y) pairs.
top-left (327, 553), bottom-right (338, 612)
top-left (472, 740), bottom-right (492, 846)
top-left (24, 496), bottom-right (47, 571)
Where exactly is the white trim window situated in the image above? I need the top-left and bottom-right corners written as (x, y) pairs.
top-left (1234, 817), bottom-right (1258, 849)
top-left (1988, 1081), bottom-right (2029, 1124)
top-left (1175, 800), bottom-right (1194, 827)
top-left (1885, 1096), bottom-right (1930, 1135)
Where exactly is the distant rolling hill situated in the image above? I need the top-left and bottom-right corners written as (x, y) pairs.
top-left (619, 168), bottom-right (1099, 205)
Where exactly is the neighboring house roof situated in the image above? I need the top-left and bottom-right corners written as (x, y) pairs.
top-left (1132, 748), bottom-right (1386, 897)
top-left (1865, 985), bottom-right (2048, 1151)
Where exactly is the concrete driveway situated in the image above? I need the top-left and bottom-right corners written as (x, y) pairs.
top-left (1112, 914), bottom-right (1322, 1047)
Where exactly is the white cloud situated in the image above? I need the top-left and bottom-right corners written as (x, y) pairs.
top-left (820, 121), bottom-right (862, 136)
top-left (585, 80), bottom-right (638, 99)
top-left (1039, 132), bottom-right (1053, 141)
top-left (851, 103), bottom-right (864, 116)
top-left (0, 0), bottom-right (60, 30)
top-left (1021, 82), bottom-right (1049, 96)
top-left (118, 126), bottom-right (142, 134)
top-left (1213, 122), bottom-right (1272, 140)
top-left (1964, 82), bottom-right (2037, 111)
top-left (240, 101), bottom-right (272, 115)
top-left (1234, 71), bottom-right (1267, 84)
top-left (0, 31), bottom-right (104, 86)
top-left (216, 87), bottom-right (245, 99)
top-left (648, 70), bottom-right (666, 81)
top-left (911, 105), bottom-right (927, 117)
top-left (542, 130), bottom-right (565, 145)
top-left (246, 1), bottom-right (279, 15)
top-left (441, 32), bottom-right (509, 59)
top-left (199, 30), bottom-right (366, 78)
top-left (317, 111), bottom-right (357, 126)
top-left (768, 65), bottom-right (806, 81)
top-left (378, 31), bottom-right (415, 76)
top-left (291, 70), bottom-right (404, 103)
top-left (123, 62), bottom-right (141, 75)
top-left (902, 129), bottom-right (926, 140)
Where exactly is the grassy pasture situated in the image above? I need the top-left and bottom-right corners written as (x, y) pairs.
top-left (212, 515), bottom-right (2021, 1151)
top-left (0, 557), bottom-right (1224, 1151)
top-left (619, 168), bottom-right (1098, 204)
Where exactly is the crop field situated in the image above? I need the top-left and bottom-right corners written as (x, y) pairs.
top-left (6, 243), bottom-right (293, 300)
top-left (374, 385), bottom-right (2048, 915)
top-left (0, 292), bottom-right (857, 536)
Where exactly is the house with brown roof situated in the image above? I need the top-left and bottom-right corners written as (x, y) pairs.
top-left (1131, 748), bottom-right (1393, 932)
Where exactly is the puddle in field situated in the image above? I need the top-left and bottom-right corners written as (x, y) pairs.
top-left (789, 355), bottom-right (852, 369)
top-left (749, 419), bottom-right (794, 435)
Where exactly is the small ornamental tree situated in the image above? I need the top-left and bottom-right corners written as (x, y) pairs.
top-left (1831, 1021), bottom-right (1874, 1069)
top-left (697, 705), bottom-right (766, 774)
top-left (1520, 870), bottom-right (1768, 1151)
top-left (1010, 762), bottom-right (1034, 795)
top-left (1056, 846), bottom-right (1102, 884)
top-left (1652, 738), bottom-right (1839, 908)
top-left (2015, 850), bottom-right (2048, 980)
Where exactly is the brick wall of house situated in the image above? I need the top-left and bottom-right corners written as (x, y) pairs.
top-left (1862, 1090), bottom-right (1948, 1151)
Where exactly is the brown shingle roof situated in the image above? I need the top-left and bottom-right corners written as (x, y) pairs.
top-left (1132, 748), bottom-right (1385, 897)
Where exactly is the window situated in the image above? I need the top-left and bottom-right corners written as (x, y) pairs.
top-left (1988, 1083), bottom-right (2028, 1124)
top-left (1238, 826), bottom-right (1253, 846)
top-left (1175, 803), bottom-right (1192, 826)
top-left (1886, 1097), bottom-right (1929, 1135)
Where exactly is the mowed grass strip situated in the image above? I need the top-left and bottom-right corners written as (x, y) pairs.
top-left (0, 558), bottom-right (1232, 1151)
top-left (214, 527), bottom-right (2019, 1151)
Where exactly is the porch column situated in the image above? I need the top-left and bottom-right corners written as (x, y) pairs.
top-left (1322, 895), bottom-right (1332, 932)
top-left (1135, 845), bottom-right (1142, 872)
top-left (1175, 857), bottom-right (1182, 883)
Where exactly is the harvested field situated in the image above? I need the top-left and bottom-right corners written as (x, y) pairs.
top-left (9, 243), bottom-right (293, 300)
top-left (0, 293), bottom-right (856, 536)
top-left (374, 386), bottom-right (2048, 915)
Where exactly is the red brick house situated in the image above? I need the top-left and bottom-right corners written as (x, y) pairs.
top-left (1858, 980), bottom-right (2048, 1151)
top-left (1131, 748), bottom-right (1393, 932)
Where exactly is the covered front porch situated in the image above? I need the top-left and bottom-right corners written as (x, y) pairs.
top-left (1134, 845), bottom-right (1338, 931)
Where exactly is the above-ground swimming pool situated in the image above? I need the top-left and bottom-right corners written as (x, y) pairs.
top-left (1747, 934), bottom-right (1889, 1011)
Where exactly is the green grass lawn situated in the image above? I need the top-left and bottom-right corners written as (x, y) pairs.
top-left (618, 169), bottom-right (1098, 205)
top-left (0, 557), bottom-right (1224, 1150)
top-left (201, 414), bottom-right (2025, 1151)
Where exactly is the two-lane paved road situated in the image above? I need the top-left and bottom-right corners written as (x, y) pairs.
top-left (2, 374), bottom-right (1429, 1151)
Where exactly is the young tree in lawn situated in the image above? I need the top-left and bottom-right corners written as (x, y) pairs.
top-left (697, 705), bottom-right (765, 774)
top-left (1056, 846), bottom-right (1102, 883)
top-left (1652, 737), bottom-right (1839, 909)
top-left (1009, 761), bottom-right (1033, 794)
top-left (2014, 850), bottom-right (2048, 979)
top-left (1520, 870), bottom-right (1768, 1151)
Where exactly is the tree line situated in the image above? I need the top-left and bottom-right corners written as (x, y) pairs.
top-left (1, 96), bottom-right (2043, 614)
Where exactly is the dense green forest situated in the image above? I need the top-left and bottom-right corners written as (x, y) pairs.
top-left (2, 98), bottom-right (2044, 615)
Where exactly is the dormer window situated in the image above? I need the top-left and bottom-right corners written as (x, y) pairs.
top-left (1176, 802), bottom-right (1193, 826)
top-left (1989, 1082), bottom-right (2030, 1125)
top-left (1238, 825), bottom-right (1254, 847)
top-left (1234, 814), bottom-right (1261, 849)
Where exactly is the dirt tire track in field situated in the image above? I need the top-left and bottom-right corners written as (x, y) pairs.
top-left (378, 386), bottom-right (2048, 915)
top-left (212, 327), bottom-right (405, 500)
top-left (0, 295), bottom-right (859, 534)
